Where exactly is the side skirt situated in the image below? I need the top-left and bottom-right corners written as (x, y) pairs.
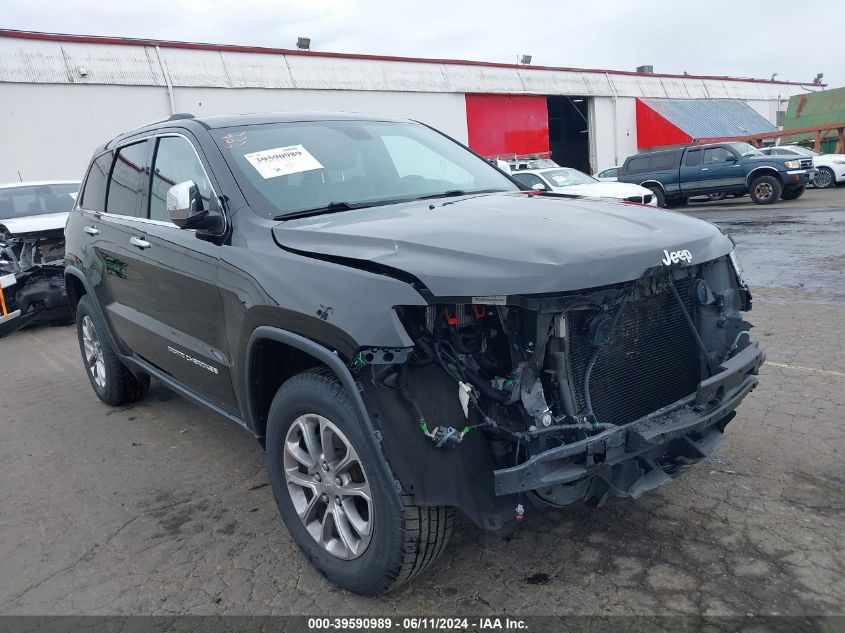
top-left (123, 354), bottom-right (253, 436)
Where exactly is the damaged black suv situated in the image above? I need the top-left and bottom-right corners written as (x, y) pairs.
top-left (65, 112), bottom-right (764, 594)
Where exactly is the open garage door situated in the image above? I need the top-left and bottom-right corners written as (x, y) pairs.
top-left (547, 96), bottom-right (591, 173)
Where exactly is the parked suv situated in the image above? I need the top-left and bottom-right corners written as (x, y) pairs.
top-left (618, 142), bottom-right (813, 206)
top-left (66, 112), bottom-right (764, 594)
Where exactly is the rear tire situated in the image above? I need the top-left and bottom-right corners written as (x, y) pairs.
top-left (814, 167), bottom-right (835, 189)
top-left (645, 185), bottom-right (665, 207)
top-left (781, 186), bottom-right (806, 201)
top-left (265, 369), bottom-right (454, 595)
top-left (75, 294), bottom-right (150, 406)
top-left (749, 175), bottom-right (782, 204)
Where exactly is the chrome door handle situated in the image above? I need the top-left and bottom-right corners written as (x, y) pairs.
top-left (83, 226), bottom-right (99, 236)
top-left (129, 236), bottom-right (150, 249)
top-left (701, 167), bottom-right (709, 171)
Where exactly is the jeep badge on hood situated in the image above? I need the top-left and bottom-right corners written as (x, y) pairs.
top-left (661, 248), bottom-right (693, 265)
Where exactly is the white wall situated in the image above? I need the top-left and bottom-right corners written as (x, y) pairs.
top-left (0, 83), bottom-right (468, 182)
top-left (174, 88), bottom-right (469, 142)
top-left (0, 84), bottom-right (170, 183)
top-left (590, 96), bottom-right (639, 173)
top-left (0, 78), bottom-right (794, 184)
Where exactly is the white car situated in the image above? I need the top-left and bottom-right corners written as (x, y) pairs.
top-left (0, 180), bottom-right (79, 336)
top-left (511, 167), bottom-right (659, 206)
top-left (594, 166), bottom-right (620, 182)
top-left (761, 145), bottom-right (845, 189)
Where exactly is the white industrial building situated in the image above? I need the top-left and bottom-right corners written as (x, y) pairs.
top-left (0, 29), bottom-right (820, 183)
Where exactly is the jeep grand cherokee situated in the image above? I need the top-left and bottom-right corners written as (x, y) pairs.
top-left (65, 112), bottom-right (763, 594)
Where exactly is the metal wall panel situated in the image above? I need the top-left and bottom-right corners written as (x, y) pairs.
top-left (0, 38), bottom-right (72, 83)
top-left (0, 37), bottom-right (816, 102)
top-left (639, 98), bottom-right (778, 139)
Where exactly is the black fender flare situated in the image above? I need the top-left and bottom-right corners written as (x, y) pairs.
top-left (63, 266), bottom-right (128, 359)
top-left (245, 325), bottom-right (402, 506)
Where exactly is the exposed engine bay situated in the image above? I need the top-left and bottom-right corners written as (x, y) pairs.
top-left (0, 224), bottom-right (68, 337)
top-left (356, 255), bottom-right (762, 527)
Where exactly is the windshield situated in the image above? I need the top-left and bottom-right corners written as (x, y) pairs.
top-left (540, 168), bottom-right (597, 187)
top-left (0, 183), bottom-right (78, 221)
top-left (787, 146), bottom-right (819, 157)
top-left (729, 142), bottom-right (764, 157)
top-left (214, 120), bottom-right (518, 218)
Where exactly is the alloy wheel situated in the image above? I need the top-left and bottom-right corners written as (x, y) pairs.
top-left (81, 315), bottom-right (106, 389)
top-left (814, 169), bottom-right (833, 188)
top-left (754, 182), bottom-right (773, 201)
top-left (283, 413), bottom-right (373, 560)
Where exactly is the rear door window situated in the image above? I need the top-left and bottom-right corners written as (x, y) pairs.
top-left (684, 150), bottom-right (701, 167)
top-left (106, 141), bottom-right (151, 216)
top-left (650, 153), bottom-right (676, 170)
top-left (80, 152), bottom-right (113, 212)
top-left (626, 157), bottom-right (650, 173)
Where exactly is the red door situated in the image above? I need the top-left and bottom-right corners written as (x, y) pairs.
top-left (465, 94), bottom-right (549, 157)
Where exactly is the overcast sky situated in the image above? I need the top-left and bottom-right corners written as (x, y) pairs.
top-left (3, 0), bottom-right (841, 87)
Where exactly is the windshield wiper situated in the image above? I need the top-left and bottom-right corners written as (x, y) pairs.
top-left (413, 188), bottom-right (504, 201)
top-left (274, 200), bottom-right (380, 221)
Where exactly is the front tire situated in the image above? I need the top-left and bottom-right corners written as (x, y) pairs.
top-left (645, 185), bottom-right (666, 207)
top-left (781, 186), bottom-right (806, 201)
top-left (75, 294), bottom-right (149, 406)
top-left (749, 175), bottom-right (782, 204)
top-left (265, 369), bottom-right (454, 595)
top-left (814, 167), bottom-right (835, 189)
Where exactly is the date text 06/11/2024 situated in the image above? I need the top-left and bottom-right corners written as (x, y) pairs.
top-left (307, 617), bottom-right (528, 630)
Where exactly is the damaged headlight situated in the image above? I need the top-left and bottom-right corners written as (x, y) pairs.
top-left (718, 227), bottom-right (746, 284)
top-left (728, 248), bottom-right (744, 280)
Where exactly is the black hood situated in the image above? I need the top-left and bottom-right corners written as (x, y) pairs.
top-left (272, 192), bottom-right (733, 297)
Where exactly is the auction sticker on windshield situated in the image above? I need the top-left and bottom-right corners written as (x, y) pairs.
top-left (244, 145), bottom-right (324, 179)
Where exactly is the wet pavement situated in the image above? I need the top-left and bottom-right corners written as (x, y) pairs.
top-left (0, 187), bottom-right (842, 618)
top-left (688, 188), bottom-right (845, 298)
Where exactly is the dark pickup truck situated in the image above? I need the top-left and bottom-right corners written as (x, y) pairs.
top-left (618, 141), bottom-right (813, 207)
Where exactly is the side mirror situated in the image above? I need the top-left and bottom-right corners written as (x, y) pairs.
top-left (166, 181), bottom-right (222, 231)
top-left (724, 154), bottom-right (737, 162)
top-left (531, 183), bottom-right (548, 191)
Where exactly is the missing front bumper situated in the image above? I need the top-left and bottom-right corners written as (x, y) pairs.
top-left (493, 343), bottom-right (764, 506)
top-left (0, 266), bottom-right (68, 338)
